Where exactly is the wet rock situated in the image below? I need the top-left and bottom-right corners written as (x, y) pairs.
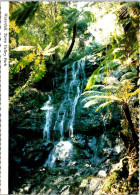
top-left (22, 139), bottom-right (54, 168)
top-left (74, 93), bottom-right (121, 137)
top-left (74, 134), bottom-right (87, 148)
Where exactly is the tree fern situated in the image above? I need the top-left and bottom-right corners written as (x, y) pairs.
top-left (9, 43), bottom-right (58, 104)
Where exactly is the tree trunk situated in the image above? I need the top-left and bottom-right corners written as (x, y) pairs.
top-left (63, 23), bottom-right (77, 60)
top-left (122, 102), bottom-right (139, 153)
top-left (120, 132), bottom-right (129, 150)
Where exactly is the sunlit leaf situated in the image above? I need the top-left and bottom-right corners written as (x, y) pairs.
top-left (84, 100), bottom-right (99, 108)
top-left (95, 101), bottom-right (113, 112)
top-left (12, 46), bottom-right (35, 51)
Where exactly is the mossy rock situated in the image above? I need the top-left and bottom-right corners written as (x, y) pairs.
top-left (102, 171), bottom-right (120, 193)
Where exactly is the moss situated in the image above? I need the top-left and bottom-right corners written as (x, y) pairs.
top-left (102, 171), bottom-right (119, 193)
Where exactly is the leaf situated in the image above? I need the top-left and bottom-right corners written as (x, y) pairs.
top-left (87, 95), bottom-right (121, 102)
top-left (34, 60), bottom-right (46, 82)
top-left (10, 2), bottom-right (39, 26)
top-left (43, 42), bottom-right (52, 50)
top-left (12, 53), bottom-right (36, 74)
top-left (95, 101), bottom-right (113, 112)
top-left (103, 77), bottom-right (119, 85)
top-left (91, 84), bottom-right (104, 88)
top-left (120, 72), bottom-right (137, 81)
top-left (12, 46), bottom-right (35, 51)
top-left (85, 65), bottom-right (101, 90)
top-left (103, 85), bottom-right (118, 90)
top-left (37, 44), bottom-right (43, 53)
top-left (84, 100), bottom-right (99, 108)
top-left (42, 45), bottom-right (59, 56)
top-left (128, 88), bottom-right (140, 100)
top-left (82, 90), bottom-right (104, 97)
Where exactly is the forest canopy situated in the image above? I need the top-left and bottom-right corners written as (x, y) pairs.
top-left (9, 1), bottom-right (139, 124)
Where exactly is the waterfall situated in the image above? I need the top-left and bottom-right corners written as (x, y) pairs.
top-left (42, 58), bottom-right (86, 168)
top-left (64, 65), bottom-right (68, 84)
top-left (68, 60), bottom-right (86, 137)
top-left (41, 95), bottom-right (53, 142)
top-left (42, 58), bottom-right (86, 143)
top-left (54, 58), bottom-right (86, 140)
top-left (54, 100), bottom-right (66, 140)
top-left (44, 141), bottom-right (73, 168)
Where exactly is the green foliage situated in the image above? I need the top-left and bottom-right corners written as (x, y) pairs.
top-left (84, 78), bottom-right (139, 110)
top-left (11, 53), bottom-right (36, 74)
top-left (9, 42), bottom-right (59, 104)
top-left (86, 65), bottom-right (101, 90)
top-left (102, 171), bottom-right (119, 193)
top-left (33, 61), bottom-right (46, 83)
top-left (10, 2), bottom-right (40, 26)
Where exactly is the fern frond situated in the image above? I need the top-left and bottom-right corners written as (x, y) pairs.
top-left (85, 65), bottom-right (101, 90)
top-left (42, 45), bottom-right (59, 56)
top-left (44, 42), bottom-right (52, 51)
top-left (87, 95), bottom-right (121, 101)
top-left (12, 46), bottom-right (35, 51)
top-left (118, 79), bottom-right (135, 92)
top-left (84, 100), bottom-right (99, 108)
top-left (103, 85), bottom-right (118, 90)
top-left (128, 88), bottom-right (140, 101)
top-left (95, 101), bottom-right (114, 112)
top-left (82, 90), bottom-right (103, 96)
top-left (37, 44), bottom-right (43, 53)
top-left (10, 2), bottom-right (39, 26)
top-left (90, 84), bottom-right (104, 89)
top-left (103, 76), bottom-right (119, 85)
top-left (120, 72), bottom-right (137, 81)
top-left (12, 53), bottom-right (36, 74)
top-left (82, 95), bottom-right (120, 104)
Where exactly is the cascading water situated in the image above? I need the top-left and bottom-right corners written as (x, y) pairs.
top-left (68, 60), bottom-right (86, 137)
top-left (44, 141), bottom-right (73, 168)
top-left (64, 65), bottom-right (68, 84)
top-left (43, 58), bottom-right (86, 167)
top-left (41, 95), bottom-right (53, 142)
top-left (54, 59), bottom-right (86, 140)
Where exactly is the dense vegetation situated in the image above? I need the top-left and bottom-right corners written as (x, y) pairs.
top-left (9, 2), bottom-right (139, 194)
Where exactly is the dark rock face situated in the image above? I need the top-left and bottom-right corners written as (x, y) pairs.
top-left (22, 140), bottom-right (54, 168)
top-left (74, 93), bottom-right (121, 136)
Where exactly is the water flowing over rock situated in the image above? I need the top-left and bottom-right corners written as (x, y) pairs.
top-left (41, 57), bottom-right (123, 169)
top-left (41, 95), bottom-right (54, 142)
top-left (42, 58), bottom-right (87, 142)
top-left (44, 141), bottom-right (73, 168)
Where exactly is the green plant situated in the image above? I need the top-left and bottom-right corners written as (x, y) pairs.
top-left (83, 78), bottom-right (139, 152)
top-left (9, 43), bottom-right (58, 105)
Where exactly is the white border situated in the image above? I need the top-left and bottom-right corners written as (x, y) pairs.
top-left (1, 2), bottom-right (9, 194)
